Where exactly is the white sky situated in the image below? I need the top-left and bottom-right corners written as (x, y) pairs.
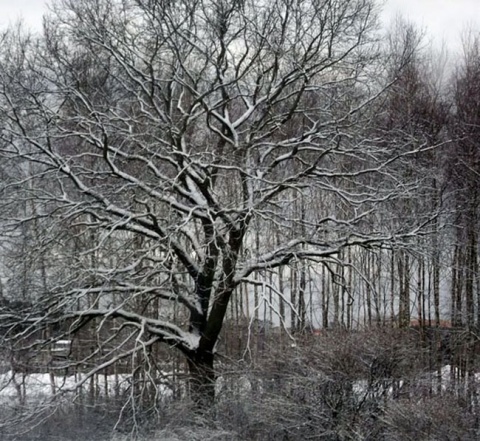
top-left (0, 0), bottom-right (478, 54)
top-left (382, 0), bottom-right (480, 54)
top-left (0, 0), bottom-right (47, 30)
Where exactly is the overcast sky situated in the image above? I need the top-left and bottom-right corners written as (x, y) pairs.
top-left (0, 0), bottom-right (479, 54)
top-left (382, 0), bottom-right (480, 53)
top-left (0, 0), bottom-right (47, 30)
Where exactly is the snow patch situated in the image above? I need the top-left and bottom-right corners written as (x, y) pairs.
top-left (0, 370), bottom-right (172, 404)
top-left (182, 332), bottom-right (201, 350)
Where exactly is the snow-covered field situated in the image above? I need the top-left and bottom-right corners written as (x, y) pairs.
top-left (0, 364), bottom-right (478, 405)
top-left (0, 365), bottom-right (480, 404)
top-left (0, 370), bottom-right (173, 404)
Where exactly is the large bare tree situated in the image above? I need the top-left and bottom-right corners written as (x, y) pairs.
top-left (0, 0), bottom-right (429, 409)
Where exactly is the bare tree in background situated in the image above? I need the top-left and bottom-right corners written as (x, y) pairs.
top-left (0, 0), bottom-right (432, 412)
top-left (449, 35), bottom-right (480, 329)
top-left (373, 19), bottom-right (449, 328)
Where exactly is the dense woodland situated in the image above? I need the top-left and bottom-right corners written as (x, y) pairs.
top-left (0, 0), bottom-right (480, 439)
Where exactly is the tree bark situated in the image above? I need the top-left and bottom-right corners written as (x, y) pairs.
top-left (186, 349), bottom-right (216, 407)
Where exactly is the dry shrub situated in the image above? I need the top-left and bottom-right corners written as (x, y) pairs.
top-left (382, 394), bottom-right (478, 440)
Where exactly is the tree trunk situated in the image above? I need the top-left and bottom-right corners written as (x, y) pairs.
top-left (187, 349), bottom-right (216, 406)
top-left (322, 264), bottom-right (329, 329)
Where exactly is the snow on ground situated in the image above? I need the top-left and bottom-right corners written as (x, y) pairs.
top-left (352, 364), bottom-right (480, 401)
top-left (1, 364), bottom-right (478, 405)
top-left (0, 370), bottom-right (173, 404)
